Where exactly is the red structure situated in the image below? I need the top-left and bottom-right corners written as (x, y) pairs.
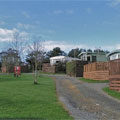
top-left (14, 66), bottom-right (21, 77)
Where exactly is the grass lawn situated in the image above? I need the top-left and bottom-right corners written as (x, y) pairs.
top-left (0, 74), bottom-right (72, 119)
top-left (79, 78), bottom-right (109, 83)
top-left (103, 87), bottom-right (120, 100)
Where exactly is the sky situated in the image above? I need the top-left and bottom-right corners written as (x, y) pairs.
top-left (0, 0), bottom-right (120, 52)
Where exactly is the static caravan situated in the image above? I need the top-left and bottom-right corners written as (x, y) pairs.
top-left (107, 49), bottom-right (120, 61)
top-left (78, 52), bottom-right (108, 62)
top-left (50, 56), bottom-right (80, 65)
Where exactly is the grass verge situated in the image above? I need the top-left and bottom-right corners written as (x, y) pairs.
top-left (79, 78), bottom-right (109, 83)
top-left (0, 74), bottom-right (72, 119)
top-left (103, 87), bottom-right (120, 100)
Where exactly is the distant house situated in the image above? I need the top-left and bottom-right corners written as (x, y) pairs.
top-left (78, 52), bottom-right (108, 62)
top-left (50, 56), bottom-right (80, 65)
top-left (107, 49), bottom-right (120, 61)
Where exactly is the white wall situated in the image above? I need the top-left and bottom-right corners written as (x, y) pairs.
top-left (109, 53), bottom-right (120, 60)
top-left (50, 57), bottom-right (66, 65)
top-left (50, 56), bottom-right (80, 65)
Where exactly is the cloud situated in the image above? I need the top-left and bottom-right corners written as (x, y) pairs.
top-left (0, 28), bottom-right (15, 42)
top-left (43, 40), bottom-right (120, 52)
top-left (17, 23), bottom-right (35, 30)
top-left (96, 44), bottom-right (120, 52)
top-left (66, 10), bottom-right (74, 14)
top-left (86, 8), bottom-right (92, 14)
top-left (109, 0), bottom-right (120, 7)
top-left (0, 28), bottom-right (28, 42)
top-left (0, 15), bottom-right (11, 19)
top-left (52, 9), bottom-right (74, 15)
top-left (21, 11), bottom-right (30, 18)
top-left (0, 21), bottom-right (5, 25)
top-left (116, 44), bottom-right (120, 49)
top-left (47, 30), bottom-right (56, 34)
top-left (101, 21), bottom-right (116, 25)
top-left (43, 40), bottom-right (92, 52)
top-left (53, 10), bottom-right (63, 15)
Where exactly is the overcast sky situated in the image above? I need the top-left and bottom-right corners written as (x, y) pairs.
top-left (0, 0), bottom-right (120, 52)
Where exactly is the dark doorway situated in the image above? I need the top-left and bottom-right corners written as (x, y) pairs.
top-left (87, 56), bottom-right (90, 62)
top-left (92, 56), bottom-right (96, 62)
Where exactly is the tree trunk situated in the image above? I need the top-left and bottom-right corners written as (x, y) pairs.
top-left (32, 64), bottom-right (34, 73)
top-left (34, 62), bottom-right (38, 84)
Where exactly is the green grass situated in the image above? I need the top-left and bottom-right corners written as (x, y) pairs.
top-left (103, 87), bottom-right (120, 100)
top-left (79, 78), bottom-right (109, 83)
top-left (0, 74), bottom-right (72, 119)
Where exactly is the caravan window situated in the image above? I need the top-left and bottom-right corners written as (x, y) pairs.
top-left (118, 53), bottom-right (120, 59)
top-left (56, 61), bottom-right (60, 63)
top-left (92, 56), bottom-right (96, 62)
top-left (87, 56), bottom-right (90, 62)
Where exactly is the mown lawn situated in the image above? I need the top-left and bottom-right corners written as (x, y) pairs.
top-left (103, 87), bottom-right (120, 100)
top-left (79, 78), bottom-right (109, 83)
top-left (0, 74), bottom-right (72, 119)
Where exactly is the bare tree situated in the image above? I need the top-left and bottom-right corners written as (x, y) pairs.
top-left (8, 31), bottom-right (28, 75)
top-left (28, 37), bottom-right (44, 84)
top-left (11, 31), bottom-right (27, 64)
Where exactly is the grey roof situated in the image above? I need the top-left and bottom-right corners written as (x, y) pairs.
top-left (107, 49), bottom-right (120, 57)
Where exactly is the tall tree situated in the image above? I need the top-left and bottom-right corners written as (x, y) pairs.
top-left (94, 49), bottom-right (108, 54)
top-left (0, 48), bottom-right (20, 73)
top-left (46, 47), bottom-right (66, 58)
top-left (26, 51), bottom-right (35, 72)
top-left (0, 52), bottom-right (2, 71)
top-left (87, 49), bottom-right (92, 52)
top-left (68, 48), bottom-right (86, 58)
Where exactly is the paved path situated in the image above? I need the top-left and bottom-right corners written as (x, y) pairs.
top-left (49, 75), bottom-right (120, 120)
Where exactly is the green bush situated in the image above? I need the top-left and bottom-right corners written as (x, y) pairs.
top-left (66, 61), bottom-right (76, 76)
top-left (55, 62), bottom-right (66, 73)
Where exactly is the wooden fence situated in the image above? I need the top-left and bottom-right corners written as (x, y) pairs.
top-left (42, 64), bottom-right (56, 73)
top-left (109, 59), bottom-right (120, 91)
top-left (84, 62), bottom-right (109, 80)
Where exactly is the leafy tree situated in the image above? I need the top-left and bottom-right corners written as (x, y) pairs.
top-left (0, 53), bottom-right (2, 71)
top-left (0, 48), bottom-right (20, 73)
top-left (104, 50), bottom-right (110, 54)
top-left (26, 51), bottom-right (35, 72)
top-left (0, 62), bottom-right (1, 71)
top-left (87, 49), bottom-right (92, 52)
top-left (68, 48), bottom-right (86, 58)
top-left (94, 49), bottom-right (109, 54)
top-left (42, 53), bottom-right (50, 63)
top-left (46, 47), bottom-right (66, 58)
top-left (80, 48), bottom-right (86, 52)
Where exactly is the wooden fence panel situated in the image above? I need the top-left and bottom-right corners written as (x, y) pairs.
top-left (109, 59), bottom-right (120, 92)
top-left (42, 64), bottom-right (56, 73)
top-left (83, 62), bottom-right (109, 80)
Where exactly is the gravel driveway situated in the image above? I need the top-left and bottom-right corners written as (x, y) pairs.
top-left (48, 75), bottom-right (120, 120)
